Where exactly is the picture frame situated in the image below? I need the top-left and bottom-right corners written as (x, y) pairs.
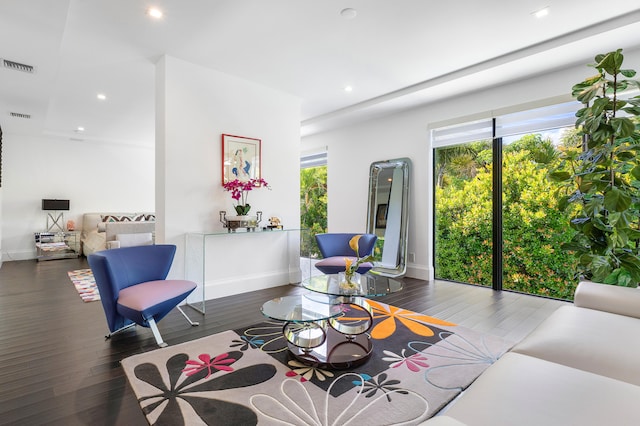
top-left (375, 203), bottom-right (388, 228)
top-left (222, 134), bottom-right (261, 184)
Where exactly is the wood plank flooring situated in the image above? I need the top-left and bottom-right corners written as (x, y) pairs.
top-left (0, 257), bottom-right (568, 425)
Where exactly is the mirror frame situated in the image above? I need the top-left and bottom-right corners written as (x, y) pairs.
top-left (366, 157), bottom-right (411, 277)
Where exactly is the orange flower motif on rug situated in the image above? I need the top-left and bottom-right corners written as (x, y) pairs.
top-left (367, 300), bottom-right (457, 340)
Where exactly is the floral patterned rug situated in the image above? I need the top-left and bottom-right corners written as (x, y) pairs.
top-left (121, 300), bottom-right (513, 425)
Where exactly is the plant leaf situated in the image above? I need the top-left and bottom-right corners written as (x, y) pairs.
top-left (610, 117), bottom-right (635, 138)
top-left (604, 187), bottom-right (632, 212)
top-left (548, 171), bottom-right (571, 182)
top-left (603, 269), bottom-right (621, 285)
top-left (595, 50), bottom-right (623, 75)
top-left (586, 254), bottom-right (612, 282)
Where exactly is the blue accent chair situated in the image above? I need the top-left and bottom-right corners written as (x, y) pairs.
top-left (88, 244), bottom-right (198, 347)
top-left (314, 233), bottom-right (377, 274)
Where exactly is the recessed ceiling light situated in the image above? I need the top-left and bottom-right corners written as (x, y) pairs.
top-left (147, 7), bottom-right (163, 19)
top-left (97, 93), bottom-right (107, 101)
top-left (340, 8), bottom-right (357, 19)
top-left (344, 85), bottom-right (353, 92)
top-left (533, 7), bottom-right (550, 18)
top-left (75, 126), bottom-right (85, 133)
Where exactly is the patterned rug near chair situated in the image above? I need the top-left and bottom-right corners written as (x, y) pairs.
top-left (67, 269), bottom-right (100, 302)
top-left (121, 300), bottom-right (513, 425)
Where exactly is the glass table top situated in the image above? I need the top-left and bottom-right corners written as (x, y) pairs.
top-left (261, 294), bottom-right (345, 322)
top-left (302, 273), bottom-right (404, 297)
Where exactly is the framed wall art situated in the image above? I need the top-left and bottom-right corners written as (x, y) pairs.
top-left (222, 134), bottom-right (261, 184)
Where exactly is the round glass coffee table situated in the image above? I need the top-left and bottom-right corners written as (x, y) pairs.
top-left (303, 273), bottom-right (404, 367)
top-left (261, 292), bottom-right (377, 369)
top-left (261, 273), bottom-right (404, 369)
top-left (302, 272), bottom-right (404, 298)
top-left (261, 294), bottom-right (345, 350)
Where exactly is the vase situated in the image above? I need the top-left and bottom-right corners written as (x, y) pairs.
top-left (338, 271), bottom-right (361, 295)
top-left (220, 211), bottom-right (262, 232)
top-left (234, 205), bottom-right (251, 216)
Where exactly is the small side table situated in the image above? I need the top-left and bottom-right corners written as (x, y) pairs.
top-left (34, 231), bottom-right (80, 261)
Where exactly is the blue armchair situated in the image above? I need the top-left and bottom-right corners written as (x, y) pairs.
top-left (314, 233), bottom-right (377, 274)
top-left (88, 244), bottom-right (198, 347)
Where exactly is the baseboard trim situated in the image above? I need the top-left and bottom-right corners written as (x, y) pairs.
top-left (2, 250), bottom-right (36, 262)
top-left (406, 264), bottom-right (433, 281)
top-left (197, 269), bottom-right (297, 300)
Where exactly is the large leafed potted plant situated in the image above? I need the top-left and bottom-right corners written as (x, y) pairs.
top-left (550, 49), bottom-right (640, 287)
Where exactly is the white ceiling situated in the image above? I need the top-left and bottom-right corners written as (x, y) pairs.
top-left (1, 0), bottom-right (640, 146)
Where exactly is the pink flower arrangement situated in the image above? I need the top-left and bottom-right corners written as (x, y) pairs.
top-left (222, 177), bottom-right (270, 215)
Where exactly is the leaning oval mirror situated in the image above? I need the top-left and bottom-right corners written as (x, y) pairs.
top-left (366, 158), bottom-right (411, 277)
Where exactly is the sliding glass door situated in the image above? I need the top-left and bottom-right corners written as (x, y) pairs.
top-left (434, 102), bottom-right (580, 299)
top-left (500, 130), bottom-right (577, 299)
top-left (435, 139), bottom-right (493, 287)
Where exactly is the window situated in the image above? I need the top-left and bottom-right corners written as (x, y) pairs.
top-left (433, 101), bottom-right (581, 299)
top-left (300, 150), bottom-right (328, 259)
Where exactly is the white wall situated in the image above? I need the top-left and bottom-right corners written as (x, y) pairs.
top-left (156, 56), bottom-right (301, 298)
top-left (1, 134), bottom-right (154, 261)
top-left (302, 49), bottom-right (640, 281)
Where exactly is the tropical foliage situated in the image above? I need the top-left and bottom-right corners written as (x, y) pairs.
top-left (436, 135), bottom-right (579, 299)
top-left (300, 166), bottom-right (328, 257)
top-left (437, 50), bottom-right (640, 297)
top-left (550, 49), bottom-right (640, 287)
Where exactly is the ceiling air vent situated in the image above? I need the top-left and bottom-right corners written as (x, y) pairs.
top-left (2, 59), bottom-right (34, 73)
top-left (10, 112), bottom-right (31, 119)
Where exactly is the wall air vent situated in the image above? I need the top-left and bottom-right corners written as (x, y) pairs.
top-left (2, 58), bottom-right (34, 73)
top-left (10, 112), bottom-right (31, 119)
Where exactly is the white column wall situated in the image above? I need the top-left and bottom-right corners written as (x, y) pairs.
top-left (156, 56), bottom-right (301, 298)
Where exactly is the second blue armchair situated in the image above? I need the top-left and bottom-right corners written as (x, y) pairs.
top-left (314, 233), bottom-right (377, 274)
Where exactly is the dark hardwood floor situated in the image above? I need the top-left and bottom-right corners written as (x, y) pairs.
top-left (0, 257), bottom-right (568, 425)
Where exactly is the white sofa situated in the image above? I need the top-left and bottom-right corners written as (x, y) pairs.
top-left (80, 212), bottom-right (155, 255)
top-left (422, 281), bottom-right (640, 426)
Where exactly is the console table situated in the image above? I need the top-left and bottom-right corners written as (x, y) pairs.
top-left (184, 228), bottom-right (308, 314)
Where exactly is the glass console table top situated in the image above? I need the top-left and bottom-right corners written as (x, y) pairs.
top-left (302, 273), bottom-right (404, 297)
top-left (188, 228), bottom-right (305, 236)
top-left (261, 294), bottom-right (345, 322)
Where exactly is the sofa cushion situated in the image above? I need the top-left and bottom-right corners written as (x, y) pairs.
top-left (315, 256), bottom-right (373, 274)
top-left (574, 280), bottom-right (640, 319)
top-left (117, 279), bottom-right (196, 326)
top-left (81, 229), bottom-right (106, 256)
top-left (444, 352), bottom-right (640, 426)
top-left (511, 304), bottom-right (640, 386)
top-left (102, 214), bottom-right (132, 222)
top-left (116, 232), bottom-right (153, 248)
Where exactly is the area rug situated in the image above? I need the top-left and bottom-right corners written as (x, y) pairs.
top-left (67, 269), bottom-right (100, 302)
top-left (121, 300), bottom-right (513, 425)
